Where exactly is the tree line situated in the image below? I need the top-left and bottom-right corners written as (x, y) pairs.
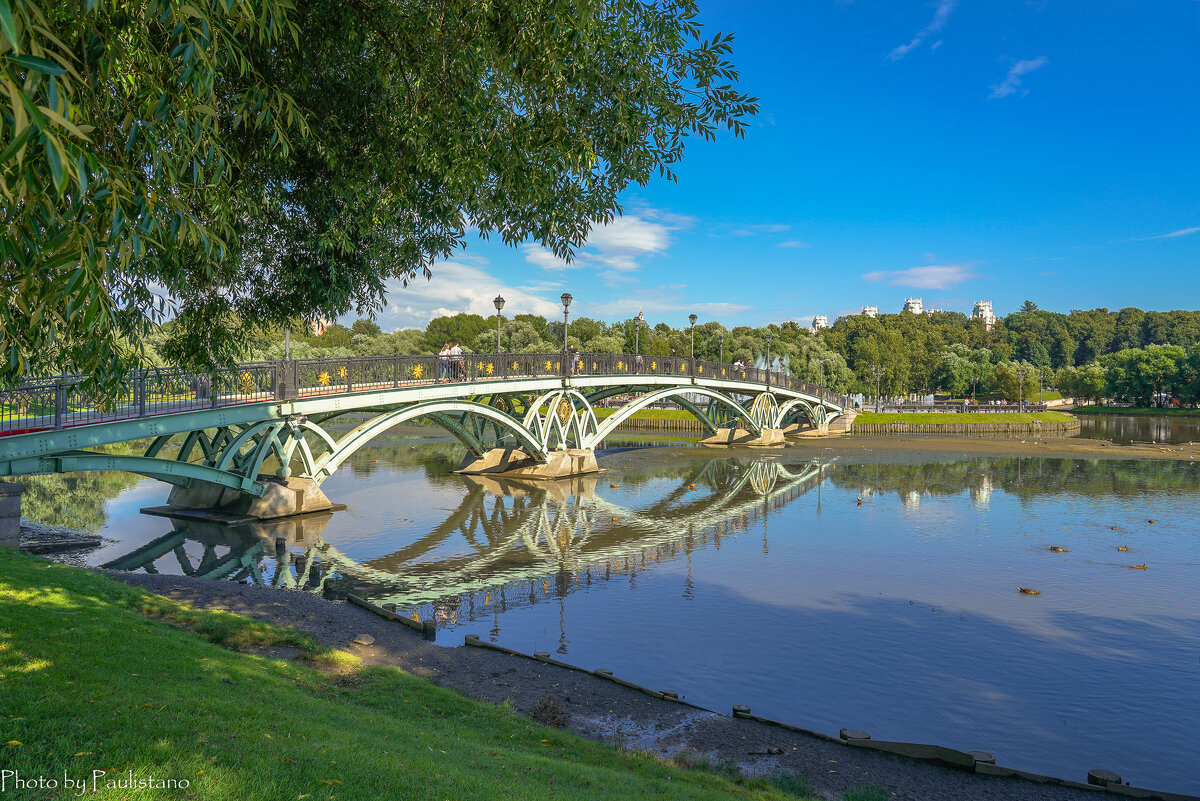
top-left (140, 298), bottom-right (1200, 406)
top-left (817, 301), bottom-right (1200, 404)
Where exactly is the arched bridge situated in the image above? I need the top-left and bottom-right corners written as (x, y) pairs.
top-left (0, 352), bottom-right (849, 517)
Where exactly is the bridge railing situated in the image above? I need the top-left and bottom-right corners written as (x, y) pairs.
top-left (0, 363), bottom-right (279, 436)
top-left (0, 353), bottom-right (850, 436)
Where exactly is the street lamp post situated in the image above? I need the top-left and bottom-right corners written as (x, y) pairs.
top-left (817, 355), bottom-right (825, 397)
top-left (634, 311), bottom-right (644, 357)
top-left (970, 375), bottom-right (979, 406)
top-left (764, 335), bottom-right (773, 384)
top-left (560, 293), bottom-right (573, 376)
top-left (688, 314), bottom-right (698, 359)
top-left (492, 295), bottom-right (505, 353)
top-left (1016, 366), bottom-right (1026, 412)
top-left (870, 364), bottom-right (886, 413)
top-left (718, 334), bottom-right (725, 365)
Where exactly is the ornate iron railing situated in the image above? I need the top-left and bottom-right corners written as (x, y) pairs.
top-left (0, 352), bottom-right (852, 436)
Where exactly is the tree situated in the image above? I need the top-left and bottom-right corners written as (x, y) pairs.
top-left (2, 0), bottom-right (757, 388)
top-left (423, 314), bottom-right (489, 351)
top-left (350, 319), bottom-right (382, 338)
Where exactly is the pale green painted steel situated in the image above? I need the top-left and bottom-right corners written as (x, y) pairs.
top-left (0, 452), bottom-right (267, 495)
top-left (587, 386), bottom-right (762, 446)
top-left (0, 370), bottom-right (845, 497)
top-left (310, 400), bottom-right (550, 482)
top-left (775, 397), bottom-right (819, 428)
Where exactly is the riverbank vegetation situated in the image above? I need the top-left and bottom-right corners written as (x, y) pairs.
top-left (1072, 405), bottom-right (1200, 417)
top-left (122, 300), bottom-right (1199, 408)
top-left (853, 412), bottom-right (1074, 426)
top-left (0, 549), bottom-right (835, 800)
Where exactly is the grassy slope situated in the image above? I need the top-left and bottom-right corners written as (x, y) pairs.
top-left (593, 407), bottom-right (698, 421)
top-left (853, 411), bottom-right (1075, 426)
top-left (0, 551), bottom-right (813, 801)
top-left (1072, 405), bottom-right (1200, 417)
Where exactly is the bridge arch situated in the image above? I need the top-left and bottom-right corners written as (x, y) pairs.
top-left (522, 389), bottom-right (600, 451)
top-left (588, 386), bottom-right (762, 447)
top-left (309, 400), bottom-right (549, 483)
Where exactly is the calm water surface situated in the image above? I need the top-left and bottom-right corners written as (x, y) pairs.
top-left (1077, 413), bottom-right (1200, 444)
top-left (55, 434), bottom-right (1200, 795)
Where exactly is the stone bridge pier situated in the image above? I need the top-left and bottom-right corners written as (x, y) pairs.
top-left (455, 447), bottom-right (600, 480)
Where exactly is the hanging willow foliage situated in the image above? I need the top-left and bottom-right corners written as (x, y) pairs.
top-left (1, 0), bottom-right (757, 393)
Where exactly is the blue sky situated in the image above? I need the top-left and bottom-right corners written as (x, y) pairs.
top-left (362, 0), bottom-right (1200, 332)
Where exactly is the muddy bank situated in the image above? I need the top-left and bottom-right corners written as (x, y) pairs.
top-left (594, 433), bottom-right (1200, 470)
top-left (105, 571), bottom-right (1178, 801)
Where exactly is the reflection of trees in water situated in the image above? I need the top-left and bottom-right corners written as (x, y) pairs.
top-left (831, 458), bottom-right (1200, 503)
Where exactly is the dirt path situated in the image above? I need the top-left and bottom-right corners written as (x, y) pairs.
top-left (108, 571), bottom-right (1166, 801)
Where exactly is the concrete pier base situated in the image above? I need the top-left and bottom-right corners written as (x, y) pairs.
top-left (0, 482), bottom-right (23, 549)
top-left (161, 476), bottom-right (336, 521)
top-left (459, 473), bottom-right (598, 502)
top-left (699, 427), bottom-right (786, 447)
top-left (455, 447), bottom-right (600, 480)
top-left (783, 421), bottom-right (830, 438)
top-left (826, 410), bottom-right (857, 433)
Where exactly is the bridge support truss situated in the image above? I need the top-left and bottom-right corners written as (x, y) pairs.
top-left (0, 369), bottom-right (846, 521)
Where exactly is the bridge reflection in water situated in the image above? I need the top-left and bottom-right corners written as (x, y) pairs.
top-left (102, 456), bottom-right (832, 640)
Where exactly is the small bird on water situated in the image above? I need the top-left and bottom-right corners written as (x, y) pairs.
top-left (1049, 546), bottom-right (1069, 552)
top-left (1019, 587), bottom-right (1041, 595)
top-left (1117, 545), bottom-right (1129, 552)
top-left (1130, 563), bottom-right (1148, 570)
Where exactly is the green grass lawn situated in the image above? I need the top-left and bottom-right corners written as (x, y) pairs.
top-left (1072, 405), bottom-right (1200, 417)
top-left (593, 407), bottom-right (699, 421)
top-left (0, 550), bottom-right (829, 801)
top-left (853, 411), bottom-right (1075, 425)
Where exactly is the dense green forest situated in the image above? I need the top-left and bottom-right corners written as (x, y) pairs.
top-left (136, 301), bottom-right (1200, 405)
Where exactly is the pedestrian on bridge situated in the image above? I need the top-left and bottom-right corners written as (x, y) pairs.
top-left (450, 342), bottom-right (465, 381)
top-left (437, 343), bottom-right (451, 382)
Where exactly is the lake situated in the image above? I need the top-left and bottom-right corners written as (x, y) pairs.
top-left (41, 430), bottom-right (1200, 795)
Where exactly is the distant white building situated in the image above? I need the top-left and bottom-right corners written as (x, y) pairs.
top-left (902, 297), bottom-right (924, 315)
top-left (861, 305), bottom-right (878, 318)
top-left (811, 315), bottom-right (829, 331)
top-left (926, 307), bottom-right (943, 315)
top-left (972, 300), bottom-right (997, 331)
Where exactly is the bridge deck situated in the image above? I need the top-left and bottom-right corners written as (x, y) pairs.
top-left (0, 353), bottom-right (849, 458)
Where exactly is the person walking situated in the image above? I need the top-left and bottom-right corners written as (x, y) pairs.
top-left (437, 343), bottom-right (450, 382)
top-left (449, 341), bottom-right (464, 381)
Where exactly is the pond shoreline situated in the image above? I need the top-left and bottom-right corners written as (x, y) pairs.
top-left (106, 569), bottom-right (1160, 801)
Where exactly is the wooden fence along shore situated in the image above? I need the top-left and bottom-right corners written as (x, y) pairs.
top-left (850, 419), bottom-right (1081, 436)
top-left (605, 416), bottom-right (1082, 436)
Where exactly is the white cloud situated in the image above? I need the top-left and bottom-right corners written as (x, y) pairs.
top-left (1134, 226), bottom-right (1200, 241)
top-left (733, 223), bottom-right (791, 236)
top-left (521, 211), bottom-right (680, 273)
top-left (588, 298), bottom-right (752, 321)
top-left (520, 245), bottom-right (571, 270)
top-left (358, 260), bottom-right (561, 331)
top-left (862, 264), bottom-right (977, 290)
top-left (778, 240), bottom-right (811, 249)
top-left (989, 57), bottom-right (1049, 99)
top-left (888, 0), bottom-right (957, 61)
